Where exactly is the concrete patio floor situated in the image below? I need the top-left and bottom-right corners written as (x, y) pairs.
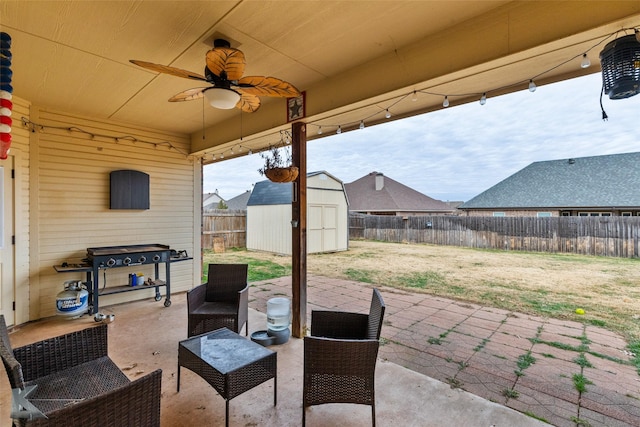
top-left (1, 274), bottom-right (638, 426)
top-left (252, 276), bottom-right (640, 427)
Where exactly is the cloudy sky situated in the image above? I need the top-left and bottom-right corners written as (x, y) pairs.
top-left (204, 72), bottom-right (640, 203)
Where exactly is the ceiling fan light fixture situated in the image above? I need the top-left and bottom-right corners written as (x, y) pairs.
top-left (204, 87), bottom-right (241, 109)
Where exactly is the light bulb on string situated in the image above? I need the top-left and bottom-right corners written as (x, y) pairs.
top-left (220, 153), bottom-right (224, 159)
top-left (411, 91), bottom-right (418, 102)
top-left (336, 125), bottom-right (342, 134)
top-left (248, 149), bottom-right (253, 155)
top-left (580, 53), bottom-right (591, 69)
top-left (528, 80), bottom-right (537, 92)
top-left (359, 120), bottom-right (365, 130)
top-left (480, 93), bottom-right (487, 105)
top-left (317, 126), bottom-right (322, 135)
top-left (385, 109), bottom-right (391, 119)
top-left (442, 96), bottom-right (449, 107)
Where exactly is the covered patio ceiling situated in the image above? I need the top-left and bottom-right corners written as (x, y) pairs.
top-left (2, 1), bottom-right (640, 163)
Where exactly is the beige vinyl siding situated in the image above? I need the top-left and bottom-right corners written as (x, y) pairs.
top-left (30, 106), bottom-right (198, 319)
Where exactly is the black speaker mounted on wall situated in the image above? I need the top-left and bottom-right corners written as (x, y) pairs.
top-left (110, 170), bottom-right (150, 210)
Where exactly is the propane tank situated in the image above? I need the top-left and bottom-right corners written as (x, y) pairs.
top-left (56, 280), bottom-right (89, 318)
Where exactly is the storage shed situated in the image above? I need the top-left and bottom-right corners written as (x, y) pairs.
top-left (247, 171), bottom-right (349, 255)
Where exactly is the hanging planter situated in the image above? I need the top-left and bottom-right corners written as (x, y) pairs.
top-left (258, 145), bottom-right (298, 183)
top-left (265, 166), bottom-right (299, 183)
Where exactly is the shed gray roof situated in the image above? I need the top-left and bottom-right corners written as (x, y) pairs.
top-left (460, 152), bottom-right (640, 209)
top-left (247, 180), bottom-right (292, 206)
top-left (247, 171), bottom-right (340, 206)
top-left (344, 172), bottom-right (453, 212)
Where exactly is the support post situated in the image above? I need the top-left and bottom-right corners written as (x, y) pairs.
top-left (291, 122), bottom-right (307, 338)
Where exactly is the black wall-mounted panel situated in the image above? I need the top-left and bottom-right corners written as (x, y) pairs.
top-left (110, 170), bottom-right (150, 210)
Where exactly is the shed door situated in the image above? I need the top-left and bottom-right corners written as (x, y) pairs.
top-left (307, 204), bottom-right (338, 253)
top-left (322, 205), bottom-right (338, 250)
top-left (308, 205), bottom-right (323, 253)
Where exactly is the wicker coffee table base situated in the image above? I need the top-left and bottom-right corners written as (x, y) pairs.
top-left (177, 328), bottom-right (277, 427)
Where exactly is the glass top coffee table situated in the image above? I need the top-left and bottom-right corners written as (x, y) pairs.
top-left (178, 327), bottom-right (277, 427)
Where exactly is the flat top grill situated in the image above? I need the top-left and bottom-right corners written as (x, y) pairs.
top-left (87, 244), bottom-right (170, 257)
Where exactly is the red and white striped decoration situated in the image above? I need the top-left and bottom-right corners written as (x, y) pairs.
top-left (1, 31), bottom-right (13, 159)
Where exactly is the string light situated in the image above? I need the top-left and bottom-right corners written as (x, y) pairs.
top-left (19, 117), bottom-right (188, 156)
top-left (206, 26), bottom-right (639, 153)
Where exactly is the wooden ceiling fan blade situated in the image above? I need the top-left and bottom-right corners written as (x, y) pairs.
top-left (206, 48), bottom-right (246, 81)
top-left (168, 87), bottom-right (207, 102)
top-left (236, 92), bottom-right (261, 113)
top-left (130, 60), bottom-right (206, 81)
top-left (237, 76), bottom-right (300, 97)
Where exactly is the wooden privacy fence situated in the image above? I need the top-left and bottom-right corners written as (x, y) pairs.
top-left (349, 214), bottom-right (640, 258)
top-left (202, 210), bottom-right (246, 251)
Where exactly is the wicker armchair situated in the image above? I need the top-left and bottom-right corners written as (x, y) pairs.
top-left (187, 263), bottom-right (249, 337)
top-left (303, 288), bottom-right (386, 427)
top-left (0, 315), bottom-right (161, 427)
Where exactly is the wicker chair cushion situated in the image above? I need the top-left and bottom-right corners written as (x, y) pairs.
top-left (191, 302), bottom-right (237, 315)
top-left (25, 356), bottom-right (129, 413)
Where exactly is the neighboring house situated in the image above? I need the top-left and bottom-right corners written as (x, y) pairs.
top-left (344, 172), bottom-right (456, 216)
top-left (203, 190), bottom-right (226, 211)
top-left (459, 152), bottom-right (640, 217)
top-left (247, 171), bottom-right (349, 255)
top-left (225, 190), bottom-right (252, 211)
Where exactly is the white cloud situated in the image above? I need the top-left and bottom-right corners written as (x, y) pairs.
top-left (204, 73), bottom-right (640, 202)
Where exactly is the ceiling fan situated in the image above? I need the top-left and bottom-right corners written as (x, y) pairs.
top-left (130, 39), bottom-right (300, 112)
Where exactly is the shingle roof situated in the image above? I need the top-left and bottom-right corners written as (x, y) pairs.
top-left (344, 172), bottom-right (453, 212)
top-left (247, 180), bottom-right (292, 206)
top-left (460, 152), bottom-right (640, 209)
top-left (226, 190), bottom-right (251, 210)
